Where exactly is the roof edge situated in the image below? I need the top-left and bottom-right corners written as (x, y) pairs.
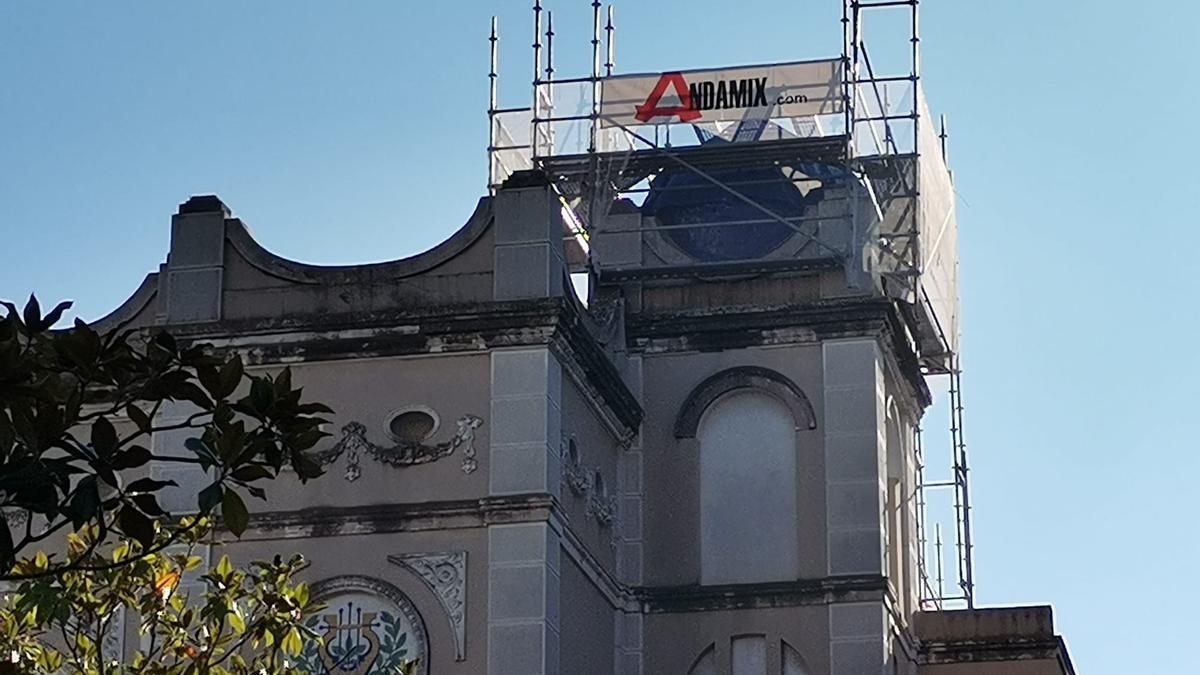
top-left (90, 272), bottom-right (159, 333)
top-left (226, 197), bottom-right (494, 286)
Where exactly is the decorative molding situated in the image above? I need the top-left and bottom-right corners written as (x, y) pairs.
top-left (388, 552), bottom-right (468, 662)
top-left (384, 405), bottom-right (441, 444)
top-left (246, 495), bottom-right (556, 540)
top-left (2, 509), bottom-right (29, 528)
top-left (560, 435), bottom-right (592, 497)
top-left (311, 415), bottom-right (484, 481)
top-left (456, 416), bottom-right (482, 475)
top-left (588, 494), bottom-right (617, 527)
top-left (587, 488), bottom-right (617, 527)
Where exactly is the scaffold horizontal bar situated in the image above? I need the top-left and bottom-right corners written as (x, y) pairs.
top-left (855, 113), bottom-right (918, 123)
top-left (855, 0), bottom-right (917, 8)
top-left (533, 114), bottom-right (594, 122)
top-left (850, 75), bottom-right (916, 84)
top-left (599, 256), bottom-right (841, 281)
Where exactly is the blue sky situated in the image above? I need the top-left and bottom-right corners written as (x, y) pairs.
top-left (2, 2), bottom-right (1195, 672)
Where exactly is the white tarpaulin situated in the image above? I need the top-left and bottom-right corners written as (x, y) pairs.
top-left (599, 59), bottom-right (843, 129)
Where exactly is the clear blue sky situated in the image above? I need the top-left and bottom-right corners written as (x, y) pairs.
top-left (2, 2), bottom-right (1195, 672)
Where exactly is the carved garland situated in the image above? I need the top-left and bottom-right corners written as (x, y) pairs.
top-left (312, 415), bottom-right (484, 482)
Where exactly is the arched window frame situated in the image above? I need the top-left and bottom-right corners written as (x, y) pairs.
top-left (682, 367), bottom-right (816, 586)
top-left (675, 367), bottom-right (818, 439)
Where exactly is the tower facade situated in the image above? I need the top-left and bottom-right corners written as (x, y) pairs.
top-left (84, 3), bottom-right (1077, 674)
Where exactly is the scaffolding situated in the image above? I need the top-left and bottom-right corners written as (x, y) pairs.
top-left (487, 0), bottom-right (974, 609)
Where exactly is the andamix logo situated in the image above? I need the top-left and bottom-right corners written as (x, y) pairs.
top-left (633, 71), bottom-right (809, 123)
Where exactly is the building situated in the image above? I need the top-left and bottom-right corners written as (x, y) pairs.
top-left (92, 2), bottom-right (1077, 673)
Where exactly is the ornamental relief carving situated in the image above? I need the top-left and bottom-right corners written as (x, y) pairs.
top-left (388, 551), bottom-right (468, 662)
top-left (559, 435), bottom-right (618, 530)
top-left (311, 414), bottom-right (484, 482)
top-left (561, 436), bottom-right (592, 497)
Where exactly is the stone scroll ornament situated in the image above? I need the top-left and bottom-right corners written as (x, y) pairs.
top-left (311, 415), bottom-right (484, 482)
top-left (388, 552), bottom-right (468, 662)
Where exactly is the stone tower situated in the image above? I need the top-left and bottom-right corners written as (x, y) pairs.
top-left (84, 3), bottom-right (1076, 673)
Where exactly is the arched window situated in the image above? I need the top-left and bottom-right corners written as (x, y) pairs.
top-left (732, 635), bottom-right (769, 674)
top-left (687, 637), bottom-right (813, 675)
top-left (687, 644), bottom-right (718, 675)
top-left (782, 641), bottom-right (813, 675)
top-left (698, 391), bottom-right (800, 585)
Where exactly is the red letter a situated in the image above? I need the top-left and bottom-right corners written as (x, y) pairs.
top-left (634, 73), bottom-right (702, 123)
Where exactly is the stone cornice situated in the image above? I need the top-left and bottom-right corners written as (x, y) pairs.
top-left (627, 297), bottom-right (931, 409)
top-left (240, 498), bottom-right (894, 617)
top-left (919, 636), bottom-right (1076, 674)
top-left (244, 495), bottom-right (557, 540)
top-left (169, 297), bottom-right (643, 434)
top-left (637, 575), bottom-right (889, 613)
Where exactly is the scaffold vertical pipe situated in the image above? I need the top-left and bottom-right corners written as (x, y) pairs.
top-left (840, 0), bottom-right (853, 158)
top-left (533, 0), bottom-right (543, 86)
top-left (939, 113), bottom-right (949, 163)
top-left (545, 11), bottom-right (555, 82)
top-left (605, 5), bottom-right (616, 77)
top-left (588, 0), bottom-right (603, 228)
top-left (935, 523), bottom-right (945, 601)
top-left (914, 423), bottom-right (929, 603)
top-left (487, 16), bottom-right (499, 194)
top-left (911, 0), bottom-right (923, 283)
top-left (590, 0), bottom-right (602, 153)
top-left (949, 356), bottom-right (976, 607)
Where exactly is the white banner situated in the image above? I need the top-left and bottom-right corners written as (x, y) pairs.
top-left (599, 59), bottom-right (843, 129)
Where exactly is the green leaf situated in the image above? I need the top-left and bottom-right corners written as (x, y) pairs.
top-left (185, 437), bottom-right (218, 468)
top-left (198, 482), bottom-right (224, 515)
top-left (230, 465), bottom-right (272, 482)
top-left (110, 445), bottom-right (152, 470)
top-left (125, 404), bottom-right (151, 433)
top-left (219, 357), bottom-right (244, 399)
top-left (151, 330), bottom-right (177, 354)
top-left (90, 417), bottom-right (118, 458)
top-left (126, 477), bottom-right (177, 494)
top-left (291, 453), bottom-right (324, 481)
top-left (281, 626), bottom-right (303, 656)
top-left (249, 378), bottom-right (274, 413)
top-left (222, 489), bottom-right (249, 537)
top-left (273, 366), bottom-right (292, 397)
top-left (67, 476), bottom-right (100, 528)
top-left (295, 402), bottom-right (335, 415)
top-left (171, 381), bottom-right (213, 410)
top-left (117, 505), bottom-right (155, 548)
top-left (0, 506), bottom-right (14, 571)
top-left (22, 295), bottom-right (41, 333)
top-left (131, 493), bottom-right (166, 517)
top-left (228, 609), bottom-right (246, 634)
top-left (196, 364), bottom-right (223, 399)
top-left (288, 428), bottom-right (326, 451)
top-left (38, 300), bottom-right (72, 331)
top-left (0, 411), bottom-right (14, 454)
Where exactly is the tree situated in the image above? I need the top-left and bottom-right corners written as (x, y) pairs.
top-left (0, 517), bottom-right (322, 674)
top-left (0, 295), bottom-right (331, 580)
top-left (1, 517), bottom-right (420, 674)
